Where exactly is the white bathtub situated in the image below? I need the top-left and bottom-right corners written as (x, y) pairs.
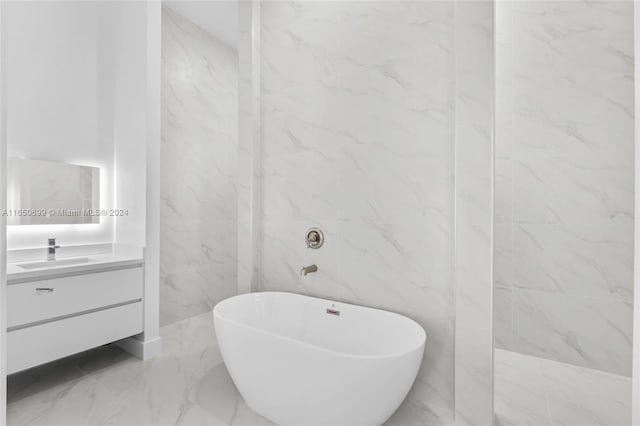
top-left (213, 292), bottom-right (426, 426)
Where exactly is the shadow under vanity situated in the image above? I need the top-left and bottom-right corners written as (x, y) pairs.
top-left (5, 158), bottom-right (147, 374)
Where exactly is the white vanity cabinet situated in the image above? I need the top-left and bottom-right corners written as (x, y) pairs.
top-left (6, 262), bottom-right (144, 374)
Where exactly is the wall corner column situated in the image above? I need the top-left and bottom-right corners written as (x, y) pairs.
top-left (139, 0), bottom-right (162, 359)
top-left (454, 1), bottom-right (495, 424)
top-left (237, 0), bottom-right (262, 295)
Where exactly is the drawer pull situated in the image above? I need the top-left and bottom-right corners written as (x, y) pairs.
top-left (35, 288), bottom-right (54, 294)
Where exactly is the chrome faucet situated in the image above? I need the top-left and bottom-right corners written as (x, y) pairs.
top-left (300, 264), bottom-right (318, 276)
top-left (47, 238), bottom-right (61, 261)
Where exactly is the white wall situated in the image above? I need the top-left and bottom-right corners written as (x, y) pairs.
top-left (0, 2), bottom-right (7, 422)
top-left (3, 1), bottom-right (159, 361)
top-left (4, 1), bottom-right (115, 250)
top-left (4, 1), bottom-right (150, 252)
top-left (143, 0), bottom-right (162, 358)
top-left (101, 2), bottom-right (148, 248)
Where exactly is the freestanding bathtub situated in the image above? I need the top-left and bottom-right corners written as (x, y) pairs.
top-left (213, 292), bottom-right (426, 426)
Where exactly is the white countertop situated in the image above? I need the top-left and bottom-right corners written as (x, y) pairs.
top-left (7, 245), bottom-right (144, 283)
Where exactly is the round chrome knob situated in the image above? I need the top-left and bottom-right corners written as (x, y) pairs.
top-left (305, 228), bottom-right (324, 249)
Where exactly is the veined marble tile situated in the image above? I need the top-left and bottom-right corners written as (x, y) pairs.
top-left (512, 288), bottom-right (633, 376)
top-left (8, 355), bottom-right (93, 402)
top-left (223, 218), bottom-right (239, 291)
top-left (8, 373), bottom-right (126, 426)
top-left (336, 141), bottom-right (453, 224)
top-left (510, 0), bottom-right (633, 227)
top-left (237, 0), bottom-right (260, 295)
top-left (512, 149), bottom-right (633, 226)
top-left (495, 349), bottom-right (632, 426)
top-left (7, 312), bottom-right (273, 426)
top-left (494, 159), bottom-right (513, 226)
top-left (260, 218), bottom-right (355, 302)
top-left (539, 356), bottom-right (631, 426)
top-left (512, 223), bottom-right (633, 301)
top-left (494, 223), bottom-right (513, 289)
top-left (332, 220), bottom-right (454, 313)
top-left (261, 0), bottom-right (454, 225)
top-left (494, 0), bottom-right (635, 376)
top-left (494, 286), bottom-right (513, 350)
top-left (181, 363), bottom-right (275, 426)
top-left (455, 1), bottom-right (493, 126)
top-left (404, 316), bottom-right (455, 424)
top-left (454, 0), bottom-right (493, 230)
top-left (386, 398), bottom-right (453, 426)
top-left (454, 1), bottom-right (494, 423)
top-left (454, 325), bottom-right (492, 426)
top-left (494, 0), bottom-right (513, 162)
top-left (7, 353), bottom-right (127, 426)
top-left (79, 314), bottom-right (266, 426)
top-left (455, 122), bottom-right (492, 226)
top-left (160, 219), bottom-right (231, 326)
top-left (494, 349), bottom-right (552, 426)
top-left (155, 311), bottom-right (220, 358)
top-left (161, 7), bottom-right (239, 326)
top-left (260, 118), bottom-right (341, 223)
top-left (259, 1), bottom-right (458, 421)
top-left (456, 224), bottom-right (492, 328)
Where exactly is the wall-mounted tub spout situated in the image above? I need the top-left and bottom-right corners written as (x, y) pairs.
top-left (300, 264), bottom-right (318, 276)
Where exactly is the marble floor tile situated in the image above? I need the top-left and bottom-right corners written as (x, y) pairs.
top-left (495, 349), bottom-right (632, 426)
top-left (7, 311), bottom-right (433, 426)
top-left (539, 357), bottom-right (631, 426)
top-left (16, 316), bottom-right (628, 426)
top-left (386, 398), bottom-right (453, 426)
top-left (494, 350), bottom-right (551, 426)
top-left (8, 357), bottom-right (126, 426)
top-left (7, 312), bottom-right (273, 426)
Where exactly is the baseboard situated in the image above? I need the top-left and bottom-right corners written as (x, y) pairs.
top-left (116, 335), bottom-right (162, 360)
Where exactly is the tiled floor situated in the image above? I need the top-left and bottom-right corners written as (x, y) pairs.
top-left (7, 313), bottom-right (275, 426)
top-left (7, 312), bottom-right (428, 426)
top-left (8, 315), bottom-right (631, 426)
top-left (494, 349), bottom-right (632, 426)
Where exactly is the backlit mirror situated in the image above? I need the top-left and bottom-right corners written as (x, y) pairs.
top-left (7, 158), bottom-right (100, 225)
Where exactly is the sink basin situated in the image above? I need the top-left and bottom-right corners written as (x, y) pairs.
top-left (17, 257), bottom-right (90, 270)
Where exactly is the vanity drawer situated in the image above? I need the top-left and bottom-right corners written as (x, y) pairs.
top-left (7, 266), bottom-right (143, 329)
top-left (7, 301), bottom-right (143, 374)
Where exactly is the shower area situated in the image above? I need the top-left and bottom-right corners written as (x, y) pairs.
top-left (239, 0), bottom-right (636, 425)
top-left (493, 1), bottom-right (634, 425)
top-left (235, 0), bottom-right (637, 425)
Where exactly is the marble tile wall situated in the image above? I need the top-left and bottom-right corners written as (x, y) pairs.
top-left (258, 1), bottom-right (457, 421)
top-left (454, 1), bottom-right (494, 424)
top-left (494, 0), bottom-right (634, 377)
top-left (160, 7), bottom-right (238, 326)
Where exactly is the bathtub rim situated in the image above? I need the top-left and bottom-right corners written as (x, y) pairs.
top-left (213, 291), bottom-right (427, 361)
